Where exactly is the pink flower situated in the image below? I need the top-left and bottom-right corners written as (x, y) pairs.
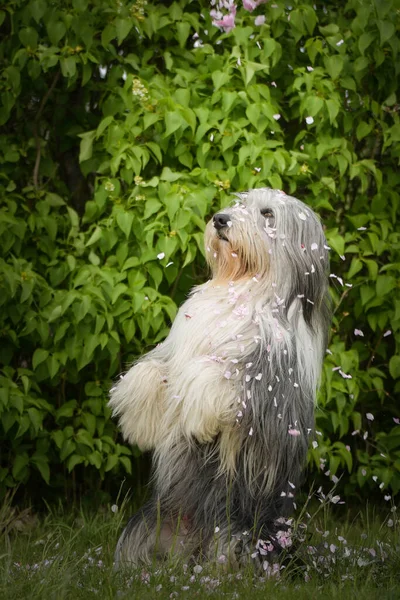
top-left (288, 428), bottom-right (301, 436)
top-left (243, 0), bottom-right (257, 10)
top-left (243, 0), bottom-right (268, 11)
top-left (212, 4), bottom-right (237, 33)
top-left (276, 529), bottom-right (293, 548)
top-left (213, 12), bottom-right (236, 32)
top-left (255, 15), bottom-right (266, 25)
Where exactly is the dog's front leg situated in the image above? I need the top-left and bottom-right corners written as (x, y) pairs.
top-left (109, 348), bottom-right (169, 451)
top-left (174, 357), bottom-right (237, 444)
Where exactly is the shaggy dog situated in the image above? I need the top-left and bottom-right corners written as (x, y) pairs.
top-left (109, 187), bottom-right (331, 569)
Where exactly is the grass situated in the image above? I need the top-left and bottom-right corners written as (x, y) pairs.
top-left (0, 492), bottom-right (399, 600)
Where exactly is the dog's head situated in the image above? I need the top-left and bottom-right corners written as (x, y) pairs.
top-left (205, 188), bottom-right (330, 327)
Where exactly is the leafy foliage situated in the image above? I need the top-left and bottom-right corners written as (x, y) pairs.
top-left (0, 0), bottom-right (399, 502)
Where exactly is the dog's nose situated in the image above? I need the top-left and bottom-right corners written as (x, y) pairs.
top-left (213, 213), bottom-right (230, 230)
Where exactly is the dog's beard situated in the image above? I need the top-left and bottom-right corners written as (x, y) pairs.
top-left (204, 219), bottom-right (269, 283)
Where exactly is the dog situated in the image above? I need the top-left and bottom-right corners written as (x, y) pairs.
top-left (109, 187), bottom-right (331, 569)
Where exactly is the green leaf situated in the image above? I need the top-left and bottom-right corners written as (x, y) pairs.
top-left (47, 355), bottom-right (60, 379)
top-left (47, 21), bottom-right (67, 46)
top-left (33, 349), bottom-right (49, 370)
top-left (56, 400), bottom-right (77, 420)
top-left (122, 319), bottom-right (136, 342)
top-left (364, 259), bottom-right (378, 279)
top-left (164, 111), bottom-right (184, 137)
top-left (105, 454), bottom-right (119, 472)
top-left (354, 56), bottom-right (369, 72)
top-left (347, 258), bottom-right (363, 279)
top-left (115, 18), bottom-right (133, 45)
top-left (160, 167), bottom-right (182, 182)
top-left (79, 130), bottom-right (96, 162)
top-left (85, 382), bottom-right (103, 397)
top-left (88, 451), bottom-right (102, 469)
top-left (102, 24), bottom-right (116, 47)
top-left (176, 21), bottom-right (191, 48)
top-left (378, 21), bottom-right (395, 45)
top-left (73, 0), bottom-right (88, 10)
top-left (27, 408), bottom-right (43, 433)
top-left (306, 96), bottom-right (324, 117)
top-left (31, 455), bottom-right (50, 484)
top-left (324, 55), bottom-right (344, 80)
top-left (326, 230), bottom-right (345, 256)
top-left (60, 56), bottom-right (77, 78)
top-left (12, 453), bottom-right (29, 479)
top-left (67, 206), bottom-right (79, 228)
top-left (119, 456), bottom-right (132, 474)
top-left (358, 32), bottom-right (375, 55)
top-left (319, 24), bottom-right (339, 36)
top-left (376, 275), bottom-right (395, 297)
top-left (244, 61), bottom-right (267, 86)
top-left (116, 211), bottom-right (134, 238)
top-left (46, 192), bottom-right (65, 206)
top-left (76, 428), bottom-right (94, 448)
top-left (52, 430), bottom-right (64, 450)
top-left (340, 76), bottom-right (356, 91)
top-left (60, 439), bottom-right (76, 461)
top-left (212, 70), bottom-right (230, 92)
top-left (30, 0), bottom-right (47, 23)
top-left (96, 115), bottom-right (114, 138)
top-left (86, 226), bottom-right (102, 246)
top-left (19, 27), bottom-right (39, 48)
top-left (325, 99), bottom-right (339, 123)
top-left (82, 62), bottom-right (92, 86)
top-left (302, 6), bottom-right (317, 35)
top-left (67, 454), bottom-right (85, 471)
top-left (389, 356), bottom-right (400, 379)
top-left (356, 121), bottom-right (373, 141)
top-left (246, 104), bottom-right (260, 129)
top-left (20, 279), bottom-right (34, 303)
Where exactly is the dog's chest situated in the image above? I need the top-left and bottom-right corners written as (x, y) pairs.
top-left (169, 282), bottom-right (259, 361)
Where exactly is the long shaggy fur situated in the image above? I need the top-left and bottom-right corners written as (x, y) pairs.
top-left (109, 188), bottom-right (331, 568)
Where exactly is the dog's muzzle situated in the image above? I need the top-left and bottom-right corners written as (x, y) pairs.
top-left (213, 213), bottom-right (231, 241)
top-left (213, 213), bottom-right (230, 230)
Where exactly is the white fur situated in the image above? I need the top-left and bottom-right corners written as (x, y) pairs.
top-left (109, 188), bottom-right (330, 567)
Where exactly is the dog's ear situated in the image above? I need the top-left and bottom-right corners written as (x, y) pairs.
top-left (269, 206), bottom-right (330, 333)
top-left (239, 343), bottom-right (313, 493)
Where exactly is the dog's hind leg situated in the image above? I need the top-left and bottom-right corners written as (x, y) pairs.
top-left (203, 524), bottom-right (255, 570)
top-left (114, 501), bottom-right (157, 567)
top-left (115, 501), bottom-right (198, 568)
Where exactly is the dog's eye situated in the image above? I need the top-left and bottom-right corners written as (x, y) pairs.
top-left (261, 209), bottom-right (273, 218)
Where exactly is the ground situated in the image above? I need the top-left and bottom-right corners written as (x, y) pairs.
top-left (1, 495), bottom-right (399, 600)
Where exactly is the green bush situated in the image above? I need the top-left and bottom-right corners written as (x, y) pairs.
top-left (0, 0), bottom-right (399, 502)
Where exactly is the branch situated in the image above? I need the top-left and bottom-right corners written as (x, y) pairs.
top-left (33, 70), bottom-right (60, 189)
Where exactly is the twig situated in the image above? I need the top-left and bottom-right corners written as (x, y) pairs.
top-left (366, 331), bottom-right (384, 371)
top-left (169, 267), bottom-right (184, 300)
top-left (33, 70), bottom-right (60, 189)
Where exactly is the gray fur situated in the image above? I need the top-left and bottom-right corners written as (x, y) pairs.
top-left (110, 188), bottom-right (331, 569)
